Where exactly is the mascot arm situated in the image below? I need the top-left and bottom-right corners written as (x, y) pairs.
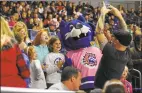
top-left (63, 56), bottom-right (72, 69)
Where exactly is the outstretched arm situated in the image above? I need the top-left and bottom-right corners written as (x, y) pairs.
top-left (108, 5), bottom-right (127, 31)
top-left (96, 3), bottom-right (129, 50)
top-left (95, 2), bottom-right (110, 50)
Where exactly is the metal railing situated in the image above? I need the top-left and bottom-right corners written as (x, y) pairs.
top-left (132, 69), bottom-right (142, 89)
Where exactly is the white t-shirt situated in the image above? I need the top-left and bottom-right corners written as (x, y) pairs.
top-left (30, 60), bottom-right (46, 89)
top-left (48, 82), bottom-right (69, 90)
top-left (38, 7), bottom-right (44, 14)
top-left (44, 52), bottom-right (65, 84)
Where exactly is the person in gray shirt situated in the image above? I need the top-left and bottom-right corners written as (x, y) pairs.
top-left (48, 66), bottom-right (82, 91)
top-left (94, 2), bottom-right (132, 89)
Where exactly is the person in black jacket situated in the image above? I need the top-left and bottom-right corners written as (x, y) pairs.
top-left (130, 35), bottom-right (142, 89)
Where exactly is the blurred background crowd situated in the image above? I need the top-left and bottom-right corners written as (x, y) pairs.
top-left (0, 1), bottom-right (141, 38)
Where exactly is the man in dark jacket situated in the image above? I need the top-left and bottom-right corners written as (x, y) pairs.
top-left (130, 35), bottom-right (142, 89)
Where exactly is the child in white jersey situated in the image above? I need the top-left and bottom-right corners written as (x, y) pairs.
top-left (44, 36), bottom-right (65, 89)
top-left (27, 46), bottom-right (47, 89)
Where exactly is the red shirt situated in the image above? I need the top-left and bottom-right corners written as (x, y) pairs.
top-left (57, 6), bottom-right (64, 11)
top-left (1, 44), bottom-right (30, 87)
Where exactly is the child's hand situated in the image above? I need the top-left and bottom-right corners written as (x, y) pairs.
top-left (41, 64), bottom-right (48, 69)
top-left (57, 61), bottom-right (64, 69)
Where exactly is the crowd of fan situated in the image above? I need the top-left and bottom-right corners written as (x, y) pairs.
top-left (0, 1), bottom-right (142, 93)
top-left (0, 1), bottom-right (141, 34)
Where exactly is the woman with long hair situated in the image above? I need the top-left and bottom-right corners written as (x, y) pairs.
top-left (1, 17), bottom-right (30, 87)
top-left (13, 21), bottom-right (31, 44)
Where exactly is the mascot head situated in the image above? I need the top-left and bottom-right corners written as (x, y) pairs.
top-left (60, 16), bottom-right (95, 50)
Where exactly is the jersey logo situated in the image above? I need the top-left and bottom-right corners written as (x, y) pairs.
top-left (82, 52), bottom-right (97, 68)
top-left (54, 57), bottom-right (63, 65)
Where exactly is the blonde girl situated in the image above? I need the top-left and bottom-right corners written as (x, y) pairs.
top-left (27, 46), bottom-right (47, 89)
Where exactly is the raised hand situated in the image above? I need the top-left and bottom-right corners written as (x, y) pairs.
top-left (108, 5), bottom-right (127, 30)
top-left (101, 1), bottom-right (111, 15)
top-left (98, 1), bottom-right (111, 30)
top-left (108, 5), bottom-right (122, 18)
top-left (41, 64), bottom-right (48, 69)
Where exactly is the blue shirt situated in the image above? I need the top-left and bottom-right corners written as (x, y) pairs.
top-left (34, 45), bottom-right (49, 64)
top-left (21, 50), bottom-right (30, 88)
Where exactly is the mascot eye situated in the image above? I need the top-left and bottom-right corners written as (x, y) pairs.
top-left (70, 25), bottom-right (74, 30)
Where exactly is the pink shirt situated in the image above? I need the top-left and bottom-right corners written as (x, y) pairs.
top-left (121, 79), bottom-right (133, 93)
top-left (66, 47), bottom-right (102, 89)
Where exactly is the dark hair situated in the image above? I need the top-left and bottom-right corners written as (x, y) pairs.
top-left (48, 36), bottom-right (60, 52)
top-left (134, 35), bottom-right (142, 51)
top-left (113, 30), bottom-right (132, 46)
top-left (61, 66), bottom-right (80, 82)
top-left (105, 84), bottom-right (125, 93)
